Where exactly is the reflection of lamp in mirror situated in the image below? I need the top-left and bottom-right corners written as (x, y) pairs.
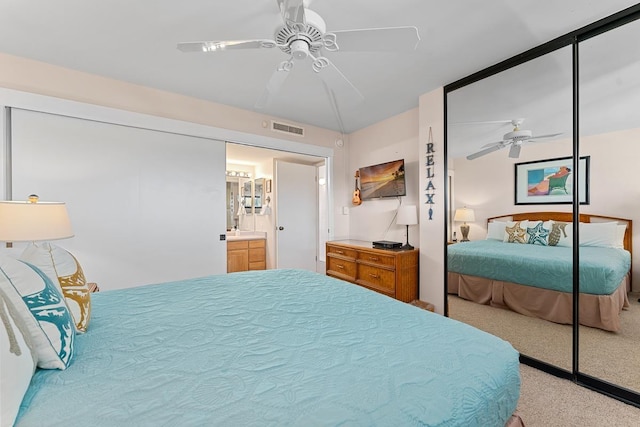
top-left (454, 207), bottom-right (475, 242)
top-left (0, 195), bottom-right (74, 249)
top-left (396, 205), bottom-right (418, 250)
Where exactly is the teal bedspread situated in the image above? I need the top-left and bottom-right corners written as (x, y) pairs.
top-left (448, 240), bottom-right (630, 295)
top-left (18, 269), bottom-right (520, 427)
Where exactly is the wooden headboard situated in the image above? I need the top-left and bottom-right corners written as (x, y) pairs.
top-left (487, 212), bottom-right (633, 255)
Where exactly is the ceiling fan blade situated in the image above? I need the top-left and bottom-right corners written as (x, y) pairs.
top-left (466, 144), bottom-right (505, 160)
top-left (481, 140), bottom-right (507, 148)
top-left (313, 57), bottom-right (364, 108)
top-left (508, 144), bottom-right (522, 158)
top-left (177, 40), bottom-right (276, 53)
top-left (255, 61), bottom-right (294, 109)
top-left (527, 132), bottom-right (563, 141)
top-left (320, 80), bottom-right (346, 136)
top-left (331, 26), bottom-right (420, 51)
top-left (451, 119), bottom-right (514, 126)
top-left (277, 0), bottom-right (306, 25)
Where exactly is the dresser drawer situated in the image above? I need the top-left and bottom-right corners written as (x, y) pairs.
top-left (327, 245), bottom-right (357, 259)
top-left (249, 239), bottom-right (265, 249)
top-left (249, 247), bottom-right (265, 263)
top-left (327, 256), bottom-right (357, 280)
top-left (249, 260), bottom-right (266, 270)
top-left (227, 240), bottom-right (249, 251)
top-left (357, 251), bottom-right (396, 268)
top-left (356, 264), bottom-right (396, 295)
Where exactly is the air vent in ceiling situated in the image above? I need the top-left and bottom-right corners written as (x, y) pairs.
top-left (271, 121), bottom-right (304, 137)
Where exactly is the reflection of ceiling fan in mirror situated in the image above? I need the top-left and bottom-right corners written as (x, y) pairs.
top-left (466, 119), bottom-right (562, 160)
top-left (177, 0), bottom-right (420, 109)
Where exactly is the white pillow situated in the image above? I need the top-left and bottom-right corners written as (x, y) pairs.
top-left (486, 221), bottom-right (507, 240)
top-left (614, 224), bottom-right (627, 249)
top-left (581, 222), bottom-right (618, 247)
top-left (554, 222), bottom-right (618, 248)
top-left (1, 291), bottom-right (37, 427)
top-left (503, 220), bottom-right (529, 244)
top-left (0, 256), bottom-right (75, 370)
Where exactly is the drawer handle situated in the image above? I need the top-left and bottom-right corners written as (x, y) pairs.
top-left (369, 256), bottom-right (379, 261)
top-left (337, 264), bottom-right (345, 269)
top-left (369, 273), bottom-right (380, 279)
top-left (336, 250), bottom-right (344, 254)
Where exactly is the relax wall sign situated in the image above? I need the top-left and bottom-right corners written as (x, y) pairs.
top-left (425, 127), bottom-right (435, 220)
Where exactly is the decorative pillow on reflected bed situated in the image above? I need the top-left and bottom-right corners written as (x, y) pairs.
top-left (0, 291), bottom-right (37, 427)
top-left (503, 220), bottom-right (529, 244)
top-left (526, 220), bottom-right (554, 246)
top-left (0, 256), bottom-right (75, 370)
top-left (21, 243), bottom-right (91, 333)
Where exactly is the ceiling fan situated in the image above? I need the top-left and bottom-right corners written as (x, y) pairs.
top-left (177, 0), bottom-right (420, 110)
top-left (466, 119), bottom-right (562, 160)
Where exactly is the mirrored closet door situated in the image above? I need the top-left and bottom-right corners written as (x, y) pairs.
top-left (445, 5), bottom-right (640, 406)
top-left (578, 17), bottom-right (640, 394)
top-left (446, 46), bottom-right (574, 371)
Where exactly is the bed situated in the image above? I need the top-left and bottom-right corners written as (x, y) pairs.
top-left (448, 212), bottom-right (632, 332)
top-left (2, 266), bottom-right (523, 427)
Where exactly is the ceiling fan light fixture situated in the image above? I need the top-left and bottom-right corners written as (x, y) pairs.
top-left (508, 144), bottom-right (522, 158)
top-left (290, 39), bottom-right (310, 59)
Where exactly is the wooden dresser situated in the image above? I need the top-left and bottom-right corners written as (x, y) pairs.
top-left (326, 240), bottom-right (418, 302)
top-left (227, 238), bottom-right (266, 273)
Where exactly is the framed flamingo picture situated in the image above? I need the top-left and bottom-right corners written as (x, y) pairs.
top-left (514, 156), bottom-right (590, 205)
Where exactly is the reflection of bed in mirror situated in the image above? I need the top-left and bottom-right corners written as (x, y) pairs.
top-left (448, 212), bottom-right (632, 332)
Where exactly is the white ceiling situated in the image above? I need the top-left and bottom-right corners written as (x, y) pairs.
top-left (448, 16), bottom-right (640, 159)
top-left (0, 1), bottom-right (638, 134)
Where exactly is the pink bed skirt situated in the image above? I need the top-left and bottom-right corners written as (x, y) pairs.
top-left (448, 272), bottom-right (629, 332)
top-left (506, 413), bottom-right (525, 427)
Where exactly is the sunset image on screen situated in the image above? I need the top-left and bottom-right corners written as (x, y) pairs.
top-left (359, 159), bottom-right (406, 199)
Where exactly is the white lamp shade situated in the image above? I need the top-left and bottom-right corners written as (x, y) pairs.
top-left (396, 205), bottom-right (418, 225)
top-left (454, 207), bottom-right (475, 223)
top-left (0, 201), bottom-right (74, 242)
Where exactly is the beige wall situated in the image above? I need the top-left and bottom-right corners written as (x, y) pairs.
top-left (347, 108), bottom-right (420, 243)
top-left (419, 88), bottom-right (446, 313)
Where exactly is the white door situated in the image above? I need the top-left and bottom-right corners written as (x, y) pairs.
top-left (275, 161), bottom-right (317, 271)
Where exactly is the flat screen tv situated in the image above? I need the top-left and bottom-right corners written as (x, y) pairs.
top-left (359, 159), bottom-right (406, 200)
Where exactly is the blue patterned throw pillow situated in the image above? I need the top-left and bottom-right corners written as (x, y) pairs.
top-left (0, 256), bottom-right (75, 370)
top-left (526, 221), bottom-right (552, 246)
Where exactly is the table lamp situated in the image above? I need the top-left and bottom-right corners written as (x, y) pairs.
top-left (0, 195), bottom-right (74, 247)
top-left (454, 207), bottom-right (475, 242)
top-left (396, 205), bottom-right (418, 250)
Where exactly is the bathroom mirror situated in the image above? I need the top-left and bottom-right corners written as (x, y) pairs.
top-left (254, 178), bottom-right (264, 215)
top-left (226, 176), bottom-right (239, 231)
top-left (242, 179), bottom-right (253, 215)
top-left (226, 175), bottom-right (256, 231)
